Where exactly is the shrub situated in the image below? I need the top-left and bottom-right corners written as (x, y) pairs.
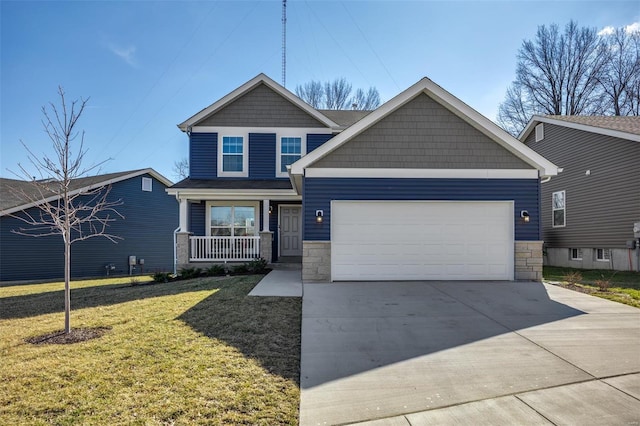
top-left (231, 263), bottom-right (249, 274)
top-left (563, 271), bottom-right (583, 286)
top-left (246, 258), bottom-right (269, 274)
top-left (152, 272), bottom-right (172, 283)
top-left (206, 264), bottom-right (226, 276)
top-left (595, 279), bottom-right (611, 291)
top-left (180, 267), bottom-right (201, 280)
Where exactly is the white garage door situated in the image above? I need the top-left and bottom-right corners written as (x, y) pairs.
top-left (331, 201), bottom-right (514, 281)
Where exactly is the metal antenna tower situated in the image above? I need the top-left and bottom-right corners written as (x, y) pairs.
top-left (282, 0), bottom-right (287, 87)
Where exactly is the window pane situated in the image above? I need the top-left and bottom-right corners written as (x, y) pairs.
top-left (223, 155), bottom-right (243, 172)
top-left (211, 207), bottom-right (232, 226)
top-left (553, 210), bottom-right (565, 227)
top-left (234, 227), bottom-right (249, 236)
top-left (234, 207), bottom-right (255, 226)
top-left (553, 192), bottom-right (564, 209)
top-left (281, 154), bottom-right (301, 172)
top-left (211, 227), bottom-right (231, 236)
top-left (223, 136), bottom-right (243, 154)
top-left (281, 137), bottom-right (301, 154)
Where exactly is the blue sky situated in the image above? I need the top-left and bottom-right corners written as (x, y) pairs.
top-left (1, 1), bottom-right (638, 181)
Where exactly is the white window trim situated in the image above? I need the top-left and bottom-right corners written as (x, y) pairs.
top-left (552, 190), bottom-right (566, 228)
top-left (535, 123), bottom-right (544, 142)
top-left (276, 135), bottom-right (307, 178)
top-left (205, 201), bottom-right (260, 237)
top-left (142, 177), bottom-right (152, 192)
top-left (595, 248), bottom-right (611, 262)
top-left (218, 134), bottom-right (248, 177)
top-left (570, 248), bottom-right (582, 261)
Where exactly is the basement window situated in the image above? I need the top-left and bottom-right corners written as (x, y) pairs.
top-left (595, 248), bottom-right (611, 262)
top-left (570, 248), bottom-right (582, 260)
top-left (142, 177), bottom-right (152, 192)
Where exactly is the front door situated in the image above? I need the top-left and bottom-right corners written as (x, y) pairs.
top-left (280, 206), bottom-right (302, 256)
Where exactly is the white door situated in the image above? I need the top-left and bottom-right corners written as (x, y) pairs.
top-left (331, 201), bottom-right (514, 281)
top-left (280, 206), bottom-right (302, 256)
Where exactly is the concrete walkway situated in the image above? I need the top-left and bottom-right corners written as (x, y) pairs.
top-left (247, 269), bottom-right (302, 297)
top-left (300, 281), bottom-right (640, 425)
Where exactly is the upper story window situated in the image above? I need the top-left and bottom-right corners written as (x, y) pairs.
top-left (552, 190), bottom-right (565, 228)
top-left (280, 137), bottom-right (302, 172)
top-left (218, 135), bottom-right (247, 177)
top-left (535, 123), bottom-right (544, 142)
top-left (141, 177), bottom-right (152, 192)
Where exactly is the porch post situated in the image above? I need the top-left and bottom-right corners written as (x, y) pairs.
top-left (262, 199), bottom-right (270, 232)
top-left (179, 198), bottom-right (188, 232)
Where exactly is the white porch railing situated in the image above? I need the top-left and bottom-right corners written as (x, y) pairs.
top-left (189, 236), bottom-right (261, 262)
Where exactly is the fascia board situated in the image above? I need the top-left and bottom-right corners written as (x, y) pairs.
top-left (1, 168), bottom-right (171, 217)
top-left (177, 74), bottom-right (339, 131)
top-left (520, 115), bottom-right (640, 143)
top-left (165, 187), bottom-right (299, 199)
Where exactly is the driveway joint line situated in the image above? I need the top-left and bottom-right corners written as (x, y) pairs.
top-left (429, 283), bottom-right (598, 381)
top-left (514, 394), bottom-right (558, 425)
top-left (601, 374), bottom-right (640, 402)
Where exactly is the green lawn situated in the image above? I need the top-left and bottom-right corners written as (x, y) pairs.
top-left (543, 266), bottom-right (640, 308)
top-left (0, 275), bottom-right (301, 425)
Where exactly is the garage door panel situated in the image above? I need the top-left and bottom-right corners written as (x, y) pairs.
top-left (331, 201), bottom-right (514, 281)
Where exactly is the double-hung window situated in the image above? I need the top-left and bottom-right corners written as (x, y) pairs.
top-left (595, 248), bottom-right (611, 262)
top-left (279, 136), bottom-right (302, 176)
top-left (220, 136), bottom-right (245, 175)
top-left (552, 190), bottom-right (566, 227)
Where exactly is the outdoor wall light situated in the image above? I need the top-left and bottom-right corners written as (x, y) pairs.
top-left (520, 210), bottom-right (530, 223)
top-left (268, 205), bottom-right (273, 214)
top-left (316, 210), bottom-right (324, 223)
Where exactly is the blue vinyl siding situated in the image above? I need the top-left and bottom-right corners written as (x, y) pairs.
top-left (307, 133), bottom-right (333, 153)
top-left (189, 202), bottom-right (206, 236)
top-left (190, 133), bottom-right (217, 179)
top-left (303, 178), bottom-right (540, 241)
top-left (249, 133), bottom-right (276, 178)
top-left (0, 174), bottom-right (178, 282)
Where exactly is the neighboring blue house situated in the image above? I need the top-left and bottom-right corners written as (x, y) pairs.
top-left (169, 74), bottom-right (558, 282)
top-left (0, 169), bottom-right (177, 282)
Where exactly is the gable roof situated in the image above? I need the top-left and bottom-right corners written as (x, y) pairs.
top-left (520, 115), bottom-right (640, 142)
top-left (290, 77), bottom-right (559, 178)
top-left (1, 168), bottom-right (172, 216)
top-left (177, 73), bottom-right (340, 131)
top-left (318, 109), bottom-right (372, 129)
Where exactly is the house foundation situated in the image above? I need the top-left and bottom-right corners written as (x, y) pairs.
top-left (302, 241), bottom-right (331, 282)
top-left (515, 241), bottom-right (544, 281)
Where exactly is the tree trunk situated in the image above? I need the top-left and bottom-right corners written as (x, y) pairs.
top-left (64, 240), bottom-right (71, 334)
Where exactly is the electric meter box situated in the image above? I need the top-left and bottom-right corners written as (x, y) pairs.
top-left (634, 222), bottom-right (640, 238)
top-left (129, 255), bottom-right (137, 266)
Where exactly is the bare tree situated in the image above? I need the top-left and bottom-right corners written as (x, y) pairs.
top-left (295, 78), bottom-right (381, 110)
top-left (599, 27), bottom-right (640, 115)
top-left (351, 87), bottom-right (381, 110)
top-left (8, 87), bottom-right (122, 334)
top-left (295, 80), bottom-right (324, 108)
top-left (498, 21), bottom-right (609, 135)
top-left (172, 158), bottom-right (189, 181)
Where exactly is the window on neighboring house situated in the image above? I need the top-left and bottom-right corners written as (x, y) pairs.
top-left (142, 177), bottom-right (152, 192)
top-left (209, 205), bottom-right (256, 237)
top-left (535, 123), bottom-right (544, 142)
top-left (552, 190), bottom-right (565, 227)
top-left (595, 248), bottom-right (611, 262)
top-left (222, 136), bottom-right (244, 173)
top-left (280, 137), bottom-right (302, 174)
top-left (570, 248), bottom-right (582, 260)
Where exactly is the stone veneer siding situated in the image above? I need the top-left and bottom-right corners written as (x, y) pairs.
top-left (259, 231), bottom-right (273, 264)
top-left (302, 241), bottom-right (331, 282)
top-left (515, 241), bottom-right (544, 281)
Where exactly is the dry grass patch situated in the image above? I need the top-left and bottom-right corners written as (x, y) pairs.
top-left (0, 274), bottom-right (301, 425)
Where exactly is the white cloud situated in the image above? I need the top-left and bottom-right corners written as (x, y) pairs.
top-left (598, 22), bottom-right (640, 37)
top-left (597, 26), bottom-right (615, 36)
top-left (107, 43), bottom-right (138, 67)
top-left (625, 22), bottom-right (640, 34)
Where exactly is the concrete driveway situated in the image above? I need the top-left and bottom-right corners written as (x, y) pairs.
top-left (299, 281), bottom-right (640, 425)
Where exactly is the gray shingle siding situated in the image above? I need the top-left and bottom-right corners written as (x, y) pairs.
top-left (525, 123), bottom-right (640, 248)
top-left (312, 93), bottom-right (532, 169)
top-left (195, 83), bottom-right (326, 128)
